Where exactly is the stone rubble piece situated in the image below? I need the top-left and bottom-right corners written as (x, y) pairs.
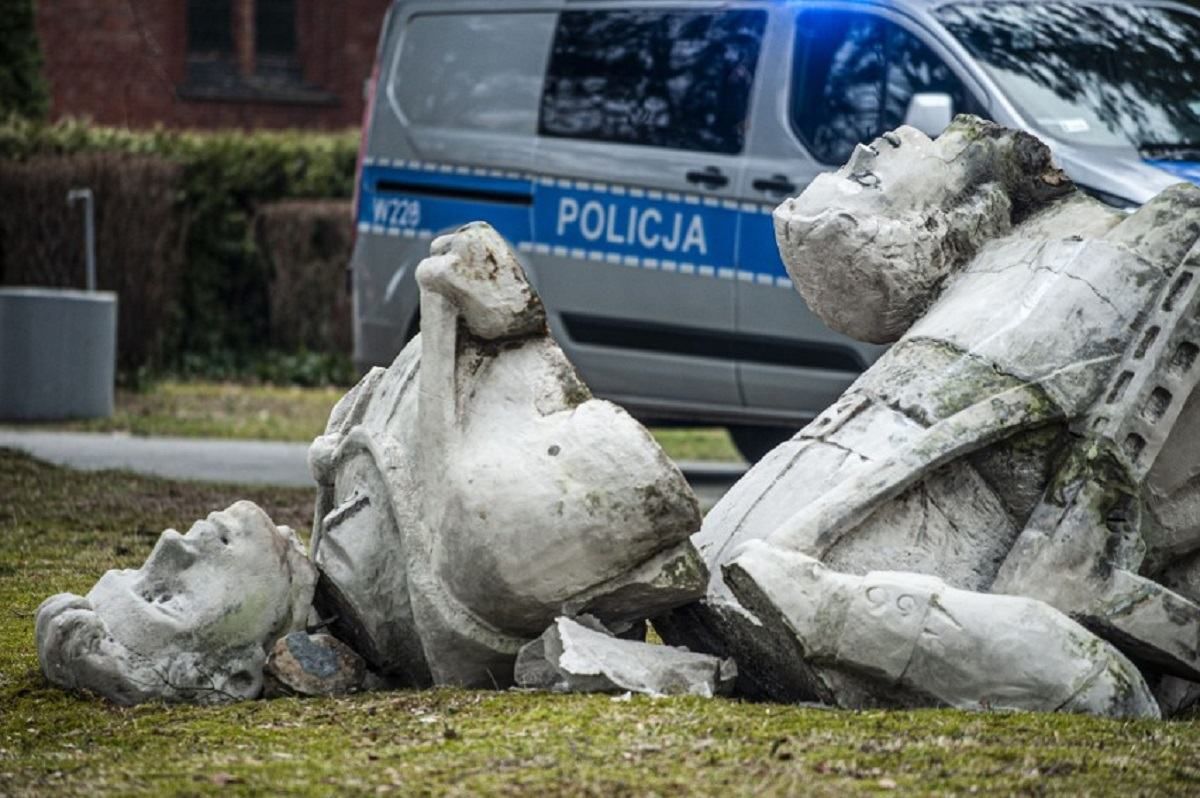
top-left (515, 616), bottom-right (736, 698)
top-left (659, 116), bottom-right (1200, 718)
top-left (36, 501), bottom-right (315, 705)
top-left (308, 222), bottom-right (706, 689)
top-left (264, 631), bottom-right (367, 697)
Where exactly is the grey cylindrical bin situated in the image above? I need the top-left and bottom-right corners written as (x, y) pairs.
top-left (0, 287), bottom-right (117, 420)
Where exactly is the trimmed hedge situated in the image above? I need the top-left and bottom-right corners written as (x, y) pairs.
top-left (256, 199), bottom-right (354, 356)
top-left (0, 117), bottom-right (358, 376)
top-left (0, 153), bottom-right (186, 372)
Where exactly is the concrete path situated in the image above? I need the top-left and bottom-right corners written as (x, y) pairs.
top-left (0, 428), bottom-right (745, 511)
top-left (0, 429), bottom-right (312, 487)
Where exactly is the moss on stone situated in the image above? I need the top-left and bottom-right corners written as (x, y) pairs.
top-left (3, 449), bottom-right (1200, 796)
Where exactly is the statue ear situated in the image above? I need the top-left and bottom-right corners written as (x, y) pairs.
top-left (36, 594), bottom-right (152, 705)
top-left (36, 593), bottom-right (96, 684)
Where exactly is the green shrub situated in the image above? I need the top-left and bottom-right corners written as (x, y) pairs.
top-left (173, 348), bottom-right (356, 388)
top-left (256, 199), bottom-right (354, 356)
top-left (0, 153), bottom-right (187, 374)
top-left (0, 0), bottom-right (48, 121)
top-left (0, 118), bottom-right (359, 379)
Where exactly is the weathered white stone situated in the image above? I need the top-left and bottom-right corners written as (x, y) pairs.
top-left (660, 117), bottom-right (1200, 717)
top-left (264, 631), bottom-right (366, 697)
top-left (725, 540), bottom-right (1157, 717)
top-left (309, 222), bottom-right (705, 688)
top-left (515, 616), bottom-right (735, 697)
top-left (36, 501), bottom-right (315, 705)
top-left (773, 120), bottom-right (1075, 344)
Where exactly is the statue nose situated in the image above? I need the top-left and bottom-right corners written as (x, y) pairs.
top-left (146, 529), bottom-right (197, 570)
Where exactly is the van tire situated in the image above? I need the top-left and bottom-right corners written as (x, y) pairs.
top-left (728, 425), bottom-right (796, 463)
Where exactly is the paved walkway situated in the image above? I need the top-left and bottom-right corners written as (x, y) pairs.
top-left (0, 429), bottom-right (313, 487)
top-left (0, 428), bottom-right (745, 510)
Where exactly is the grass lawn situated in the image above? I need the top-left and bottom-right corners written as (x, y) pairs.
top-left (43, 380), bottom-right (744, 463)
top-left (3, 449), bottom-right (1200, 795)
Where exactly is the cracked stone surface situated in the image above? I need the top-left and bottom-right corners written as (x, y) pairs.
top-left (309, 222), bottom-right (705, 689)
top-left (515, 616), bottom-right (736, 697)
top-left (36, 501), bottom-right (316, 705)
top-left (657, 117), bottom-right (1200, 718)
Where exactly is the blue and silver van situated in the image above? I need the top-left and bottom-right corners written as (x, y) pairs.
top-left (352, 0), bottom-right (1200, 459)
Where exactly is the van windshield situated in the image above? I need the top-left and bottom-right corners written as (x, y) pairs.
top-left (935, 2), bottom-right (1200, 157)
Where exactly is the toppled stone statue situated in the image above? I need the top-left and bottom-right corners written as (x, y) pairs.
top-left (33, 223), bottom-right (706, 705)
top-left (515, 616), bottom-right (736, 698)
top-left (657, 116), bottom-right (1200, 719)
top-left (308, 222), bottom-right (705, 688)
top-left (36, 501), bottom-right (315, 705)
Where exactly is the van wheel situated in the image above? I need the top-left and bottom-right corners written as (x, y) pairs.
top-left (728, 425), bottom-right (796, 463)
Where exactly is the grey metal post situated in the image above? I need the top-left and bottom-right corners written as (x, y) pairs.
top-left (67, 188), bottom-right (96, 291)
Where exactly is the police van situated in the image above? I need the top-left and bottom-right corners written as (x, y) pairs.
top-left (352, 0), bottom-right (1200, 459)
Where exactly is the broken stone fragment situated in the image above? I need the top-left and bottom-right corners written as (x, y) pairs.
top-left (515, 616), bottom-right (736, 698)
top-left (264, 631), bottom-right (366, 697)
top-left (309, 223), bottom-right (705, 689)
top-left (36, 501), bottom-right (315, 705)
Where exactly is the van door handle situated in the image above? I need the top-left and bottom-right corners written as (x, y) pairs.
top-left (686, 167), bottom-right (729, 189)
top-left (752, 174), bottom-right (797, 196)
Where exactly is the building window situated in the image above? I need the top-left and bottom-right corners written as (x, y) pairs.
top-left (256, 0), bottom-right (296, 57)
top-left (186, 0), bottom-right (233, 55)
top-left (185, 0), bottom-right (237, 87)
top-left (181, 0), bottom-right (334, 105)
top-left (255, 0), bottom-right (300, 81)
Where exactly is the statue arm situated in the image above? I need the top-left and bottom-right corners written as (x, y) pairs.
top-left (724, 539), bottom-right (1159, 718)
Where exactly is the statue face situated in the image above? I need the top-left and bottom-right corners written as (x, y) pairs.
top-left (36, 501), bottom-right (316, 704)
top-left (88, 501), bottom-right (309, 654)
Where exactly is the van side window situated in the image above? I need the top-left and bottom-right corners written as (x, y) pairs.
top-left (394, 14), bottom-right (556, 135)
top-left (540, 9), bottom-right (767, 154)
top-left (793, 11), bottom-right (982, 164)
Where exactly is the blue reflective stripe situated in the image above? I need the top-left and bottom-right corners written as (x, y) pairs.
top-left (738, 209), bottom-right (789, 285)
top-left (1146, 159), bottom-right (1200, 186)
top-left (357, 162), bottom-right (791, 286)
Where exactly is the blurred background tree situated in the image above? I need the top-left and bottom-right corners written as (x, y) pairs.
top-left (0, 0), bottom-right (48, 120)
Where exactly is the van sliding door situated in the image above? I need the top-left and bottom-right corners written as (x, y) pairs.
top-left (531, 5), bottom-right (766, 422)
top-left (736, 6), bottom-right (983, 423)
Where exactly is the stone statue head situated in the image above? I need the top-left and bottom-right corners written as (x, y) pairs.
top-left (36, 501), bottom-right (316, 705)
top-left (774, 116), bottom-right (1072, 343)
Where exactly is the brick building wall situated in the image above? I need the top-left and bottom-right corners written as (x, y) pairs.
top-left (35, 0), bottom-right (392, 130)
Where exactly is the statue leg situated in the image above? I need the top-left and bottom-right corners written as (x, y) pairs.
top-left (724, 539), bottom-right (1159, 719)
